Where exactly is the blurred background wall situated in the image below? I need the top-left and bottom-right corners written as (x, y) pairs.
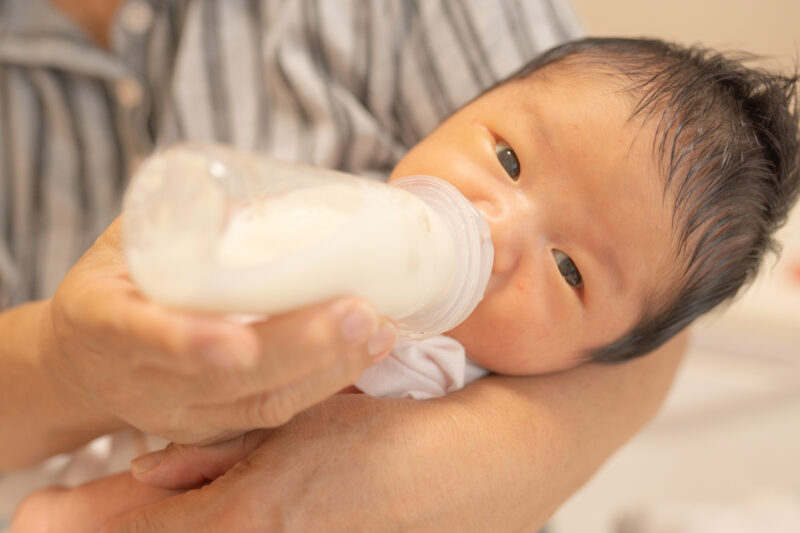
top-left (572, 0), bottom-right (798, 70)
top-left (550, 2), bottom-right (800, 532)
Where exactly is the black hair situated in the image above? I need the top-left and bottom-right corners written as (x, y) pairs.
top-left (512, 38), bottom-right (800, 363)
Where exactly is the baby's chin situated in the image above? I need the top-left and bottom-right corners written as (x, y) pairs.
top-left (445, 323), bottom-right (584, 376)
top-left (475, 351), bottom-right (585, 377)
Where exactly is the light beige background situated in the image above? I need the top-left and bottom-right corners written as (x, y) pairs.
top-left (572, 0), bottom-right (799, 72)
top-left (550, 2), bottom-right (800, 532)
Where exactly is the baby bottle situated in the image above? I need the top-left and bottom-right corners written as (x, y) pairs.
top-left (122, 143), bottom-right (493, 339)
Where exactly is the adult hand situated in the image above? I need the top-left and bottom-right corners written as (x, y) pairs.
top-left (42, 217), bottom-right (397, 445)
top-left (109, 394), bottom-right (443, 533)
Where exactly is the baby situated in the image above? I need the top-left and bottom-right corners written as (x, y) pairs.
top-left (12, 37), bottom-right (800, 531)
top-left (360, 36), bottom-right (800, 396)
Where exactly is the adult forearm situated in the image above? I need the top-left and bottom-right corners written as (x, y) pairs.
top-left (422, 333), bottom-right (687, 531)
top-left (308, 334), bottom-right (688, 532)
top-left (0, 300), bottom-right (122, 470)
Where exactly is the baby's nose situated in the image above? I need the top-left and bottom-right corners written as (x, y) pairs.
top-left (474, 197), bottom-right (538, 275)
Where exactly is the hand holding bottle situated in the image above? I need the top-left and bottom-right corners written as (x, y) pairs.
top-left (43, 217), bottom-right (397, 445)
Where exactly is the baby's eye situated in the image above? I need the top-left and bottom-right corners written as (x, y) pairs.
top-left (552, 249), bottom-right (583, 288)
top-left (495, 141), bottom-right (520, 181)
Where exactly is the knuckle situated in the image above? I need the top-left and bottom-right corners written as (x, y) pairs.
top-left (203, 468), bottom-right (285, 532)
top-left (302, 314), bottom-right (339, 353)
top-left (160, 407), bottom-right (209, 444)
top-left (102, 512), bottom-right (142, 533)
top-left (166, 441), bottom-right (195, 460)
top-left (96, 301), bottom-right (129, 340)
top-left (143, 320), bottom-right (190, 358)
top-left (249, 390), bottom-right (296, 427)
top-left (121, 506), bottom-right (169, 533)
top-left (157, 332), bottom-right (189, 357)
top-left (164, 406), bottom-right (188, 433)
top-left (199, 366), bottom-right (239, 398)
top-left (284, 316), bottom-right (341, 371)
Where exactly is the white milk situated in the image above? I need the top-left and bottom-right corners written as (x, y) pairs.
top-left (123, 144), bottom-right (493, 338)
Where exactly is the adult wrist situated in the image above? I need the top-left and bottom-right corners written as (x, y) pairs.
top-left (37, 298), bottom-right (126, 440)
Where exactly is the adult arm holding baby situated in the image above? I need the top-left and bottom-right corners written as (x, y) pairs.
top-left (105, 337), bottom-right (685, 533)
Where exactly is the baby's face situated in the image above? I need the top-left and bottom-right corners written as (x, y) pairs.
top-left (389, 69), bottom-right (676, 374)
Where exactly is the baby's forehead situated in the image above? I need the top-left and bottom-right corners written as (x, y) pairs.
top-left (489, 65), bottom-right (651, 134)
top-left (490, 63), bottom-right (666, 160)
top-left (510, 54), bottom-right (639, 94)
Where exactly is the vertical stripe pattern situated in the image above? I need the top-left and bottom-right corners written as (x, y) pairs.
top-left (0, 0), bottom-right (583, 308)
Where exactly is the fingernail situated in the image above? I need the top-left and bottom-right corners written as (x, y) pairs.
top-left (338, 302), bottom-right (378, 344)
top-left (130, 449), bottom-right (165, 475)
top-left (368, 322), bottom-right (397, 358)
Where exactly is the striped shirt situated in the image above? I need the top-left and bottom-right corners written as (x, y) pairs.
top-left (0, 0), bottom-right (582, 309)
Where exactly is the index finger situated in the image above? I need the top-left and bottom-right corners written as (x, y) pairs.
top-left (245, 298), bottom-right (381, 384)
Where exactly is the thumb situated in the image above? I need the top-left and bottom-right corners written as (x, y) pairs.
top-left (131, 430), bottom-right (269, 489)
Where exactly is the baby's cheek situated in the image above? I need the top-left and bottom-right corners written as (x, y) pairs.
top-left (791, 261), bottom-right (800, 284)
top-left (515, 279), bottom-right (534, 296)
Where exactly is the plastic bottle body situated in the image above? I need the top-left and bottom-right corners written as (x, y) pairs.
top-left (123, 143), bottom-right (493, 338)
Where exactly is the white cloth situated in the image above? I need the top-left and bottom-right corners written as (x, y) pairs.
top-left (356, 335), bottom-right (489, 399)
